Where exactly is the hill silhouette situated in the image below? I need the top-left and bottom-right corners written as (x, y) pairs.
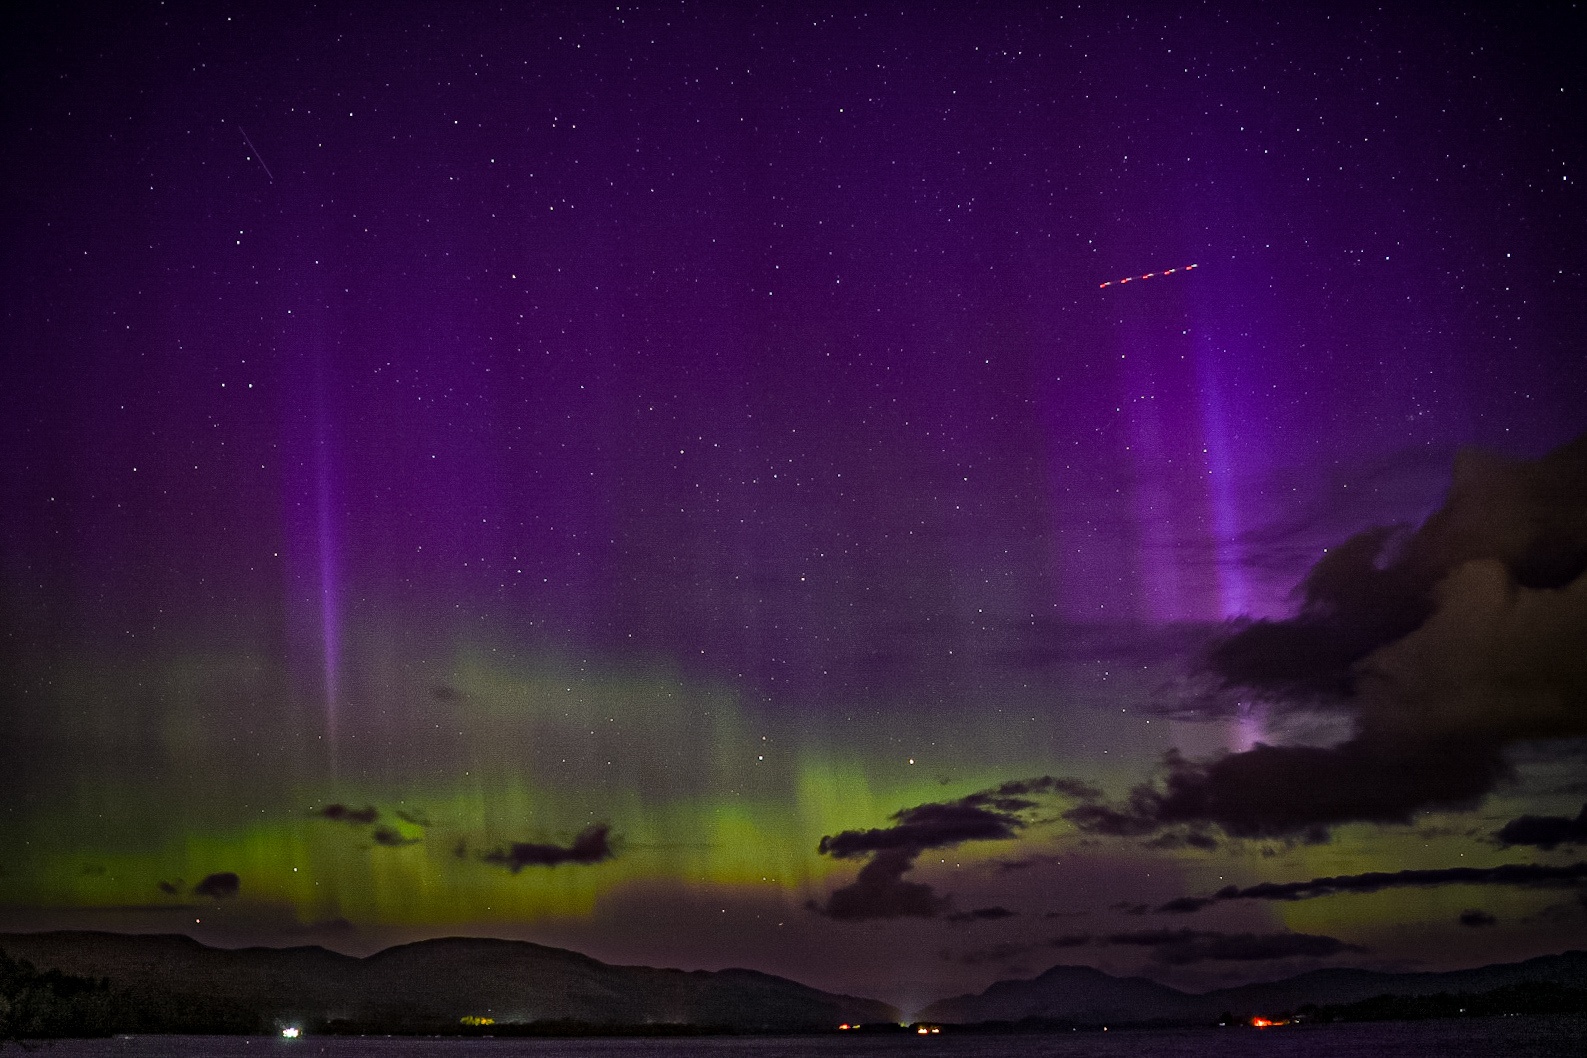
top-left (920, 949), bottom-right (1587, 1024)
top-left (0, 931), bottom-right (895, 1034)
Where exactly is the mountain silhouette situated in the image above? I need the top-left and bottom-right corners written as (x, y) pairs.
top-left (919, 949), bottom-right (1587, 1023)
top-left (0, 932), bottom-right (896, 1032)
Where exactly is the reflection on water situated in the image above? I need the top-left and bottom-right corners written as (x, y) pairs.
top-left (39, 1016), bottom-right (1587, 1058)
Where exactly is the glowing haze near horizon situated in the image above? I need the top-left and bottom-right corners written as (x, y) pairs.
top-left (2, 2), bottom-right (1585, 1010)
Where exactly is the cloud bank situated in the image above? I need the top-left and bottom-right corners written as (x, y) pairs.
top-left (811, 778), bottom-right (1086, 921)
top-left (1156, 861), bottom-right (1587, 913)
top-left (1495, 803), bottom-right (1587, 850)
top-left (192, 872), bottom-right (240, 898)
top-left (1102, 928), bottom-right (1363, 965)
top-left (480, 824), bottom-right (614, 872)
top-left (944, 929), bottom-right (1359, 967)
top-left (1069, 435), bottom-right (1587, 839)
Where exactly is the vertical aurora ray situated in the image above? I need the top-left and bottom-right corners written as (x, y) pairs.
top-left (1188, 304), bottom-right (1268, 752)
top-left (1200, 366), bottom-right (1266, 754)
top-left (1192, 336), bottom-right (1249, 621)
top-left (278, 304), bottom-right (345, 764)
top-left (1112, 289), bottom-right (1223, 624)
top-left (314, 401), bottom-right (341, 745)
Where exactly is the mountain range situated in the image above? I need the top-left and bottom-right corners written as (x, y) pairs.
top-left (918, 949), bottom-right (1587, 1024)
top-left (2, 931), bottom-right (1583, 1031)
top-left (0, 931), bottom-right (895, 1032)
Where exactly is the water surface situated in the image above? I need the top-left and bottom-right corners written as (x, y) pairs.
top-left (33, 1016), bottom-right (1587, 1058)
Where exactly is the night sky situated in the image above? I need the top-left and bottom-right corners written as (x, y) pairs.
top-left (3, 1), bottom-right (1585, 1013)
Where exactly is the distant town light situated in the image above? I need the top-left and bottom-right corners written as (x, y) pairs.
top-left (281, 1026), bottom-right (300, 1038)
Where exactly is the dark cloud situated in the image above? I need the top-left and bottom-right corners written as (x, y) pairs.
top-left (371, 826), bottom-right (420, 847)
top-left (941, 942), bottom-right (1035, 966)
top-left (1034, 778), bottom-right (1105, 801)
top-left (817, 802), bottom-right (1021, 860)
top-left (1534, 897), bottom-right (1587, 923)
top-left (1049, 933), bottom-right (1093, 948)
top-left (318, 804), bottom-right (379, 825)
top-left (1156, 861), bottom-right (1587, 912)
top-left (811, 777), bottom-right (1084, 921)
top-left (1459, 909), bottom-right (1497, 927)
top-left (395, 809), bottom-right (433, 828)
top-left (192, 872), bottom-right (240, 898)
top-left (1495, 803), bottom-right (1587, 850)
top-left (1068, 740), bottom-right (1504, 839)
top-left (942, 917), bottom-right (1357, 966)
top-left (817, 777), bottom-right (1078, 860)
top-left (1143, 828), bottom-right (1220, 851)
top-left (808, 848), bottom-right (951, 921)
top-left (946, 906), bottom-right (1017, 923)
top-left (1103, 928), bottom-right (1362, 965)
top-left (997, 853), bottom-right (1065, 872)
top-left (156, 880), bottom-right (181, 896)
top-left (479, 824), bottom-right (613, 872)
top-left (1072, 436), bottom-right (1587, 839)
top-left (1209, 524), bottom-right (1432, 701)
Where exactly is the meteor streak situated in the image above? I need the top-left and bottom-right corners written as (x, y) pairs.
top-left (1100, 263), bottom-right (1197, 289)
top-left (237, 125), bottom-right (275, 183)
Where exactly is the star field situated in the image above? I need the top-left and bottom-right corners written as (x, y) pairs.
top-left (1, 1), bottom-right (1584, 1007)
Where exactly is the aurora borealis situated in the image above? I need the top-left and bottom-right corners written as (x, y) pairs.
top-left (2, 1), bottom-right (1585, 1011)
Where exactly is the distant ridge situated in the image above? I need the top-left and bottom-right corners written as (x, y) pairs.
top-left (919, 949), bottom-right (1587, 1024)
top-left (0, 931), bottom-right (897, 1032)
top-left (6, 931), bottom-right (1584, 1031)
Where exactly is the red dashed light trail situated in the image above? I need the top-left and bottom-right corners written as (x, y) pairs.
top-left (1100, 263), bottom-right (1197, 289)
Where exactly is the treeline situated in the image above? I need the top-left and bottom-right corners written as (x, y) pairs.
top-left (1294, 981), bottom-right (1587, 1024)
top-left (1, 948), bottom-right (263, 1040)
top-left (0, 948), bottom-right (834, 1040)
top-left (0, 948), bottom-right (123, 1039)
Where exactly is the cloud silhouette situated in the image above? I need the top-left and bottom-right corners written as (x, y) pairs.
top-left (1049, 932), bottom-right (1093, 947)
top-left (1070, 435), bottom-right (1587, 839)
top-left (818, 777), bottom-right (1084, 859)
top-left (192, 872), bottom-right (240, 898)
top-left (1103, 928), bottom-right (1362, 965)
top-left (1495, 803), bottom-right (1587, 850)
top-left (1155, 861), bottom-right (1587, 912)
top-left (818, 802), bottom-right (1022, 860)
top-left (318, 804), bottom-right (379, 825)
top-left (942, 942), bottom-right (1036, 966)
top-left (811, 777), bottom-right (1082, 921)
top-left (946, 906), bottom-right (1017, 923)
top-left (808, 848), bottom-right (952, 921)
top-left (1459, 908), bottom-right (1497, 927)
top-left (479, 824), bottom-right (613, 872)
top-left (371, 826), bottom-right (421, 847)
